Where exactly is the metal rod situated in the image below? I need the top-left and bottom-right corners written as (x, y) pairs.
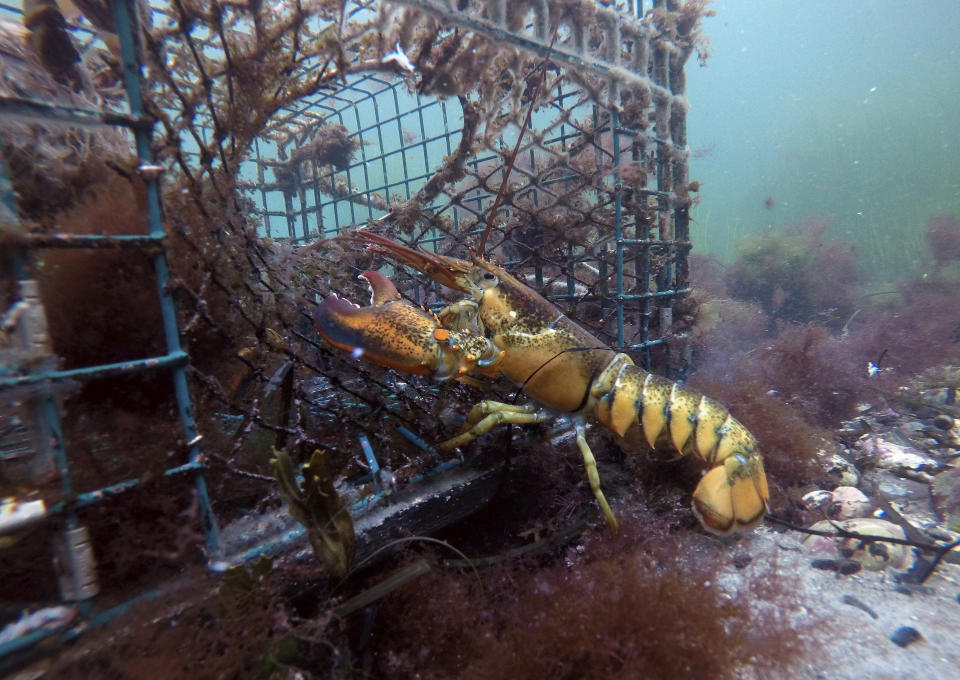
top-left (0, 94), bottom-right (152, 131)
top-left (111, 0), bottom-right (221, 556)
top-left (22, 233), bottom-right (165, 249)
top-left (0, 350), bottom-right (189, 389)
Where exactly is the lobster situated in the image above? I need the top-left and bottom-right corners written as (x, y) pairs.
top-left (310, 31), bottom-right (768, 534)
top-left (313, 231), bottom-right (769, 534)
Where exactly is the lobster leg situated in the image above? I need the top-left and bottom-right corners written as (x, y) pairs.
top-left (575, 422), bottom-right (618, 530)
top-left (438, 401), bottom-right (620, 530)
top-left (437, 401), bottom-right (552, 452)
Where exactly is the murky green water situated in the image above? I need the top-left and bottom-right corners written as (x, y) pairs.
top-left (687, 0), bottom-right (960, 281)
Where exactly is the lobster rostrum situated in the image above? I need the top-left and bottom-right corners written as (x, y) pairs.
top-left (314, 231), bottom-right (769, 534)
top-left (312, 31), bottom-right (767, 533)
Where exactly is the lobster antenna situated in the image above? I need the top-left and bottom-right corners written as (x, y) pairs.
top-left (477, 28), bottom-right (559, 258)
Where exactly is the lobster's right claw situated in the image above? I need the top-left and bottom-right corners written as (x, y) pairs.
top-left (314, 271), bottom-right (442, 376)
top-left (315, 271), bottom-right (505, 380)
top-left (691, 444), bottom-right (769, 535)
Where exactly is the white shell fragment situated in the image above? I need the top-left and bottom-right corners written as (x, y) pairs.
top-left (382, 41), bottom-right (415, 73)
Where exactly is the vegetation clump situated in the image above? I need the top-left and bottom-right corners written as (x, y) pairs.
top-left (925, 212), bottom-right (960, 267)
top-left (376, 526), bottom-right (811, 680)
top-left (724, 216), bottom-right (861, 328)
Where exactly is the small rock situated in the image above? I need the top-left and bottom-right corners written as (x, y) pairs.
top-left (837, 418), bottom-right (870, 440)
top-left (802, 489), bottom-right (834, 512)
top-left (873, 407), bottom-right (901, 425)
top-left (828, 486), bottom-right (873, 520)
top-left (811, 558), bottom-right (861, 575)
top-left (867, 471), bottom-right (931, 503)
top-left (886, 499), bottom-right (941, 533)
top-left (825, 453), bottom-right (859, 487)
top-left (898, 420), bottom-right (926, 438)
top-left (890, 626), bottom-right (922, 648)
top-left (931, 466), bottom-right (960, 532)
top-left (855, 434), bottom-right (940, 481)
top-left (921, 387), bottom-right (957, 407)
top-left (933, 414), bottom-right (955, 430)
top-left (938, 417), bottom-right (960, 447)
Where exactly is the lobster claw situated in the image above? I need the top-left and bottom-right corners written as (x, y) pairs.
top-left (315, 271), bottom-right (505, 379)
top-left (315, 271), bottom-right (443, 376)
top-left (348, 230), bottom-right (476, 294)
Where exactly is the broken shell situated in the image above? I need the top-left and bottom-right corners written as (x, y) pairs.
top-left (803, 518), bottom-right (912, 571)
top-left (855, 435), bottom-right (940, 481)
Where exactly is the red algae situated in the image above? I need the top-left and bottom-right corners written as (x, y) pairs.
top-left (925, 212), bottom-right (960, 266)
top-left (724, 215), bottom-right (861, 329)
top-left (375, 525), bottom-right (812, 680)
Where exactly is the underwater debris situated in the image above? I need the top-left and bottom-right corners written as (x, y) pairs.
top-left (273, 448), bottom-right (355, 578)
top-left (0, 14), bottom-right (130, 221)
top-left (22, 0), bottom-right (83, 90)
top-left (382, 41), bottom-right (415, 73)
top-left (281, 124), bottom-right (359, 174)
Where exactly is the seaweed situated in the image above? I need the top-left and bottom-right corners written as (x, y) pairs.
top-left (925, 212), bottom-right (960, 267)
top-left (725, 216), bottom-right (861, 328)
top-left (375, 526), bottom-right (812, 680)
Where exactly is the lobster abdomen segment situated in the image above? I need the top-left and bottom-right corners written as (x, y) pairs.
top-left (593, 358), bottom-right (769, 534)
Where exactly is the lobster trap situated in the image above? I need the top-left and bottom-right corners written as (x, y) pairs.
top-left (254, 0), bottom-right (696, 363)
top-left (0, 0), bottom-right (701, 672)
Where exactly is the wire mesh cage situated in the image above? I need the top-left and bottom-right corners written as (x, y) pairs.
top-left (250, 0), bottom-right (696, 362)
top-left (0, 0), bottom-right (704, 670)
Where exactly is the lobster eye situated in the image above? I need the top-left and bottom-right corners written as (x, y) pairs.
top-left (483, 272), bottom-right (495, 280)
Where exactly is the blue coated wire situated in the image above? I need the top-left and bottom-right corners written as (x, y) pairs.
top-left (110, 0), bottom-right (220, 555)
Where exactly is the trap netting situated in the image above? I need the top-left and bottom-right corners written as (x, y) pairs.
top-left (145, 0), bottom-right (703, 519)
top-left (0, 0), bottom-right (704, 664)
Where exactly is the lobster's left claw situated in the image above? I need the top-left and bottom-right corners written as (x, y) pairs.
top-left (314, 272), bottom-right (442, 376)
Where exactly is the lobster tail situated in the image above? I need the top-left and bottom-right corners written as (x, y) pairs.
top-left (593, 358), bottom-right (769, 534)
